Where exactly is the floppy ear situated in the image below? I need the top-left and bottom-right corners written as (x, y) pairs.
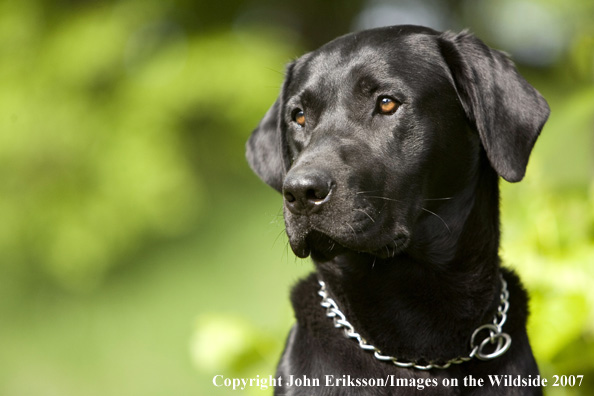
top-left (247, 62), bottom-right (296, 191)
top-left (246, 97), bottom-right (285, 191)
top-left (439, 31), bottom-right (550, 182)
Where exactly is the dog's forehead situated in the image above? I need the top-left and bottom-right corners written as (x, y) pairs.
top-left (293, 43), bottom-right (391, 87)
top-left (289, 30), bottom-right (447, 95)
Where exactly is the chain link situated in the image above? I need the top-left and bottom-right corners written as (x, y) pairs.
top-left (318, 274), bottom-right (511, 370)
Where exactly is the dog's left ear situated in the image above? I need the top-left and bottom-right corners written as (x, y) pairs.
top-left (439, 31), bottom-right (550, 182)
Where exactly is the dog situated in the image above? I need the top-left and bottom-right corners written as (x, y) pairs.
top-left (246, 25), bottom-right (549, 395)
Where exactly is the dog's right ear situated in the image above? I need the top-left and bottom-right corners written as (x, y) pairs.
top-left (246, 97), bottom-right (284, 191)
top-left (246, 63), bottom-right (294, 192)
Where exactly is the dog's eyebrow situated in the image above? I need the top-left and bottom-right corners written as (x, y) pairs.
top-left (355, 75), bottom-right (381, 96)
top-left (293, 87), bottom-right (329, 118)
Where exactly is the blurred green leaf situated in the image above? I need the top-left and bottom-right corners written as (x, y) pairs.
top-left (190, 314), bottom-right (279, 375)
top-left (0, 1), bottom-right (293, 292)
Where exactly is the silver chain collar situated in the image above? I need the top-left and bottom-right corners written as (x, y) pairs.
top-left (317, 274), bottom-right (511, 370)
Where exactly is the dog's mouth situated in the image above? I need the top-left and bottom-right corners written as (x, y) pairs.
top-left (289, 228), bottom-right (410, 260)
top-left (282, 181), bottom-right (413, 260)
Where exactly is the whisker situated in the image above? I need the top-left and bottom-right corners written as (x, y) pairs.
top-left (354, 208), bottom-right (375, 223)
top-left (282, 239), bottom-right (291, 263)
top-left (362, 195), bottom-right (401, 202)
top-left (423, 197), bottom-right (454, 201)
top-left (421, 207), bottom-right (451, 234)
top-left (346, 223), bottom-right (358, 239)
top-left (264, 67), bottom-right (286, 77)
top-left (393, 239), bottom-right (401, 251)
top-left (273, 227), bottom-right (287, 246)
top-left (356, 190), bottom-right (381, 195)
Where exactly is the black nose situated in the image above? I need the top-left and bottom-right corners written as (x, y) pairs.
top-left (283, 169), bottom-right (334, 215)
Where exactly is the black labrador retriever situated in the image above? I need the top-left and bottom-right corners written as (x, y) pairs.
top-left (246, 25), bottom-right (549, 395)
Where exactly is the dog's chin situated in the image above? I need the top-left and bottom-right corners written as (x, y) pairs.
top-left (289, 230), bottom-right (409, 261)
top-left (369, 234), bottom-right (410, 259)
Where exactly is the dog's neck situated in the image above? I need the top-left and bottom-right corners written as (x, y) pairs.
top-left (311, 154), bottom-right (502, 362)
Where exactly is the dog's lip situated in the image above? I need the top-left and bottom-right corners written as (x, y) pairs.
top-left (290, 239), bottom-right (311, 259)
top-left (290, 230), bottom-right (337, 259)
top-left (287, 230), bottom-right (311, 258)
top-left (289, 228), bottom-right (410, 260)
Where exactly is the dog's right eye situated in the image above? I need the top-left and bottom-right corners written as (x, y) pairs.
top-left (292, 109), bottom-right (306, 127)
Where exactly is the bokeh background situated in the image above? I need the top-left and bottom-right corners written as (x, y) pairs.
top-left (0, 0), bottom-right (592, 395)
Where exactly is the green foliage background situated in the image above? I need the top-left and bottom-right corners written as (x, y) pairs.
top-left (0, 1), bottom-right (592, 395)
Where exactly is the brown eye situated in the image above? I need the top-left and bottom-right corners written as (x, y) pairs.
top-left (292, 108), bottom-right (305, 127)
top-left (378, 96), bottom-right (399, 115)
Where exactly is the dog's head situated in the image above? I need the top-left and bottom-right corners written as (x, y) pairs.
top-left (247, 25), bottom-right (549, 260)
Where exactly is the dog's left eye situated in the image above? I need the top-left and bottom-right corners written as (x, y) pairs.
top-left (292, 108), bottom-right (306, 127)
top-left (377, 96), bottom-right (400, 115)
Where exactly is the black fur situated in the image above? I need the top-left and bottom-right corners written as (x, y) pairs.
top-left (246, 25), bottom-right (549, 395)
